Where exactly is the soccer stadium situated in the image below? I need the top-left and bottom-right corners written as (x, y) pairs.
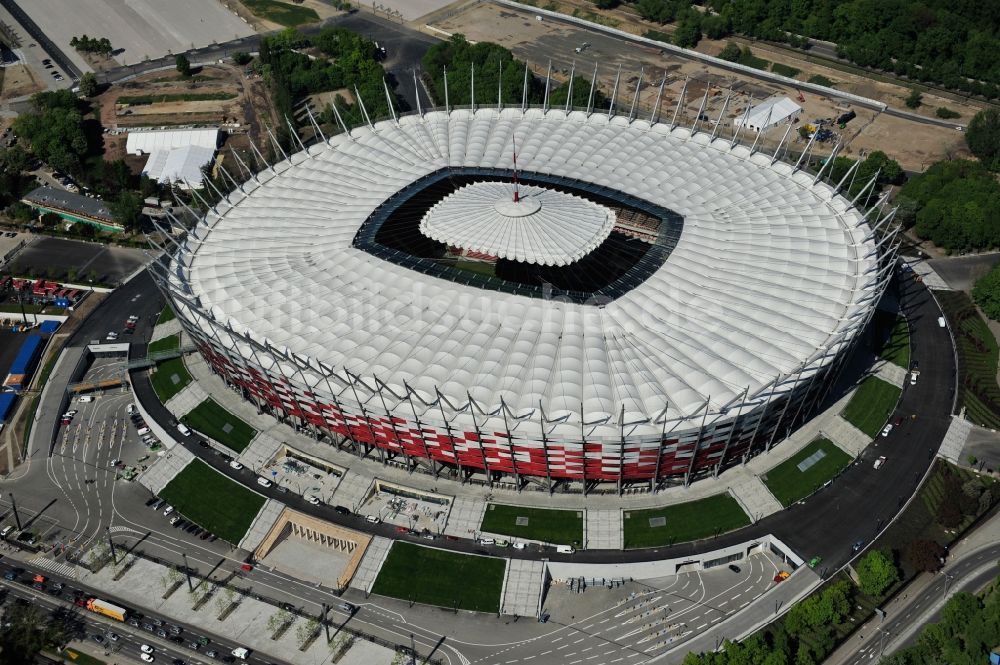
top-left (153, 104), bottom-right (893, 491)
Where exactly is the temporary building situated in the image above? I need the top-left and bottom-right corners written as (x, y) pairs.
top-left (734, 97), bottom-right (802, 133)
top-left (126, 129), bottom-right (219, 189)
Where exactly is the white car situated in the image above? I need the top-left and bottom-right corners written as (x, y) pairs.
top-left (305, 495), bottom-right (320, 506)
top-left (512, 542), bottom-right (527, 550)
top-left (128, 314), bottom-right (139, 322)
top-left (365, 515), bottom-right (381, 524)
top-left (140, 644), bottom-right (154, 654)
top-left (126, 404), bottom-right (136, 415)
top-left (873, 456), bottom-right (887, 470)
top-left (256, 477), bottom-right (272, 488)
top-left (228, 460), bottom-right (244, 470)
top-left (105, 332), bottom-right (118, 340)
top-left (231, 647), bottom-right (250, 660)
top-left (162, 505), bottom-right (174, 516)
top-left (64, 410), bottom-right (77, 417)
top-left (140, 655), bottom-right (154, 663)
top-left (478, 537), bottom-right (495, 545)
top-left (176, 423), bottom-right (191, 437)
top-left (881, 423), bottom-right (893, 437)
top-left (910, 372), bottom-right (918, 386)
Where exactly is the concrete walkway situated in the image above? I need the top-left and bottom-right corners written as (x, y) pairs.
top-left (905, 257), bottom-right (951, 290)
top-left (938, 416), bottom-right (972, 464)
top-left (149, 318), bottom-right (181, 342)
top-left (873, 359), bottom-right (908, 388)
top-left (237, 498), bottom-right (285, 552)
top-left (349, 536), bottom-right (392, 593)
top-left (501, 559), bottom-right (546, 617)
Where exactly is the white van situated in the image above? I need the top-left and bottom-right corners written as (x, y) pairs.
top-left (556, 545), bottom-right (576, 554)
top-left (78, 395), bottom-right (93, 403)
top-left (0, 525), bottom-right (13, 538)
top-left (176, 423), bottom-right (191, 437)
top-left (136, 427), bottom-right (150, 436)
top-left (231, 647), bottom-right (250, 660)
top-left (126, 404), bottom-right (136, 415)
top-left (937, 316), bottom-right (946, 328)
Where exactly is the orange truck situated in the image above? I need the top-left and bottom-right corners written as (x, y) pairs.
top-left (85, 598), bottom-right (128, 622)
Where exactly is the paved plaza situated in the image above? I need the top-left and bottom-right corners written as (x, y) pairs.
top-left (75, 555), bottom-right (394, 665)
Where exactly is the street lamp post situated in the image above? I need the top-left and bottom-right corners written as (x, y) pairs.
top-left (106, 527), bottom-right (117, 564)
top-left (181, 552), bottom-right (194, 592)
top-left (8, 493), bottom-right (21, 531)
top-left (942, 573), bottom-right (954, 602)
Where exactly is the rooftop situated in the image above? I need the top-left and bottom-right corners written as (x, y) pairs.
top-left (23, 186), bottom-right (114, 223)
top-left (418, 182), bottom-right (616, 266)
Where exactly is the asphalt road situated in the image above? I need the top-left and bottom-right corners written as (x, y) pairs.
top-left (837, 542), bottom-right (1000, 665)
top-left (0, 560), bottom-right (286, 665)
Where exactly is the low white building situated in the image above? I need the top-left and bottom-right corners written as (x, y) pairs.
top-left (733, 96), bottom-right (802, 133)
top-left (126, 128), bottom-right (219, 189)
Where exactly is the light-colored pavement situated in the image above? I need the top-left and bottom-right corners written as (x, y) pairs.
top-left (904, 257), bottom-right (951, 290)
top-left (585, 509), bottom-right (624, 550)
top-left (149, 318), bottom-right (181, 342)
top-left (873, 359), bottom-right (908, 388)
top-left (501, 558), bottom-right (546, 617)
top-left (938, 416), bottom-right (972, 464)
top-left (349, 536), bottom-right (392, 594)
top-left (237, 497), bottom-right (284, 551)
top-left (76, 555), bottom-right (396, 665)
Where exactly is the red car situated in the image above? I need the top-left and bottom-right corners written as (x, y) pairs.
top-left (395, 526), bottom-right (410, 534)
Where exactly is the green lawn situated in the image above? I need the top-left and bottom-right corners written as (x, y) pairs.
top-left (148, 333), bottom-right (180, 355)
top-left (771, 62), bottom-right (800, 78)
top-left (480, 504), bottom-right (582, 545)
top-left (875, 311), bottom-right (910, 369)
top-left (937, 291), bottom-right (1000, 429)
top-left (150, 356), bottom-right (191, 402)
top-left (242, 0), bottom-right (319, 26)
top-left (372, 542), bottom-right (505, 612)
top-left (181, 398), bottom-right (257, 453)
top-left (159, 459), bottom-right (265, 545)
top-left (762, 438), bottom-right (853, 507)
top-left (157, 304), bottom-right (175, 324)
top-left (623, 494), bottom-right (751, 549)
top-left (841, 376), bottom-right (901, 438)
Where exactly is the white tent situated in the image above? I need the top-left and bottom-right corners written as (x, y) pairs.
top-left (126, 128), bottom-right (219, 153)
top-left (734, 97), bottom-right (802, 133)
top-left (127, 129), bottom-right (219, 189)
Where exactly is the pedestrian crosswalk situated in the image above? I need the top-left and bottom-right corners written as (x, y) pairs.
top-left (29, 556), bottom-right (79, 580)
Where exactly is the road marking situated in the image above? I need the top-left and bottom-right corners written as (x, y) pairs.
top-left (696, 623), bottom-right (707, 630)
top-left (581, 647), bottom-right (592, 653)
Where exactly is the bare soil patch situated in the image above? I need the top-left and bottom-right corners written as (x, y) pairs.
top-left (0, 64), bottom-right (44, 100)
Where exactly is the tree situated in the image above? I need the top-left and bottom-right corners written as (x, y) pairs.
top-left (175, 53), bottom-right (192, 77)
top-left (906, 539), bottom-right (946, 573)
top-left (78, 72), bottom-right (99, 97)
top-left (719, 42), bottom-right (742, 62)
top-left (75, 222), bottom-right (96, 238)
top-left (855, 550), bottom-right (899, 598)
top-left (966, 108), bottom-right (1000, 171)
top-left (232, 51), bottom-right (253, 66)
top-left (109, 190), bottom-right (143, 233)
top-left (0, 601), bottom-right (69, 663)
top-left (591, 0), bottom-right (619, 7)
top-left (974, 266), bottom-right (1000, 320)
top-left (936, 107), bottom-right (960, 119)
top-left (905, 89), bottom-right (923, 108)
top-left (673, 9), bottom-right (703, 48)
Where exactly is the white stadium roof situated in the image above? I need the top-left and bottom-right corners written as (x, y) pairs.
top-left (178, 108), bottom-right (878, 427)
top-left (419, 182), bottom-right (616, 266)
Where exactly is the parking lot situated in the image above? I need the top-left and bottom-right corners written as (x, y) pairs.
top-left (259, 451), bottom-right (344, 506)
top-left (7, 237), bottom-right (147, 286)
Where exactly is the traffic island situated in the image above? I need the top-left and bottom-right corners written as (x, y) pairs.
top-left (180, 397), bottom-right (258, 453)
top-left (480, 504), bottom-right (583, 546)
top-left (841, 375), bottom-right (902, 437)
top-left (158, 459), bottom-right (266, 545)
top-left (622, 493), bottom-right (751, 549)
top-left (371, 541), bottom-right (505, 613)
top-left (762, 438), bottom-right (853, 507)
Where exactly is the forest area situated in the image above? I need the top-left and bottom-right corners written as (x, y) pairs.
top-left (592, 0), bottom-right (1000, 98)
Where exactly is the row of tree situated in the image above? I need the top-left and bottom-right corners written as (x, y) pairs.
top-left (592, 0), bottom-right (1000, 97)
top-left (421, 34), bottom-right (610, 110)
top-left (69, 34), bottom-right (113, 55)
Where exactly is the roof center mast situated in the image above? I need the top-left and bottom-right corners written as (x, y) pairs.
top-left (512, 133), bottom-right (520, 203)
